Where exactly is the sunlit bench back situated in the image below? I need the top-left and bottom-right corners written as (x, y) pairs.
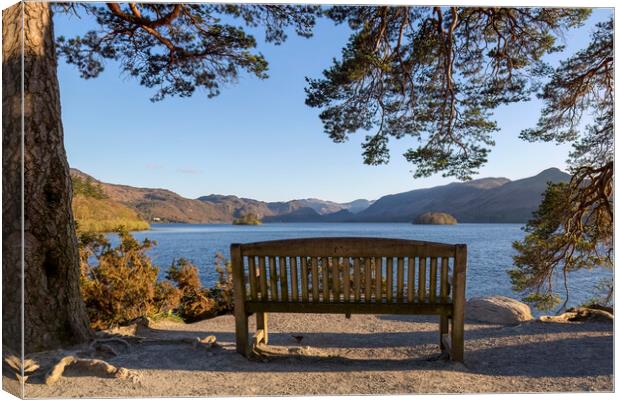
top-left (231, 237), bottom-right (467, 361)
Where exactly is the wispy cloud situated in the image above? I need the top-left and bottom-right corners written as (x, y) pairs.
top-left (176, 168), bottom-right (202, 175)
top-left (146, 163), bottom-right (164, 170)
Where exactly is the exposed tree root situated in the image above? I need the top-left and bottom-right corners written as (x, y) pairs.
top-left (23, 333), bottom-right (219, 385)
top-left (251, 343), bottom-right (329, 361)
top-left (89, 337), bottom-right (132, 355)
top-left (3, 346), bottom-right (40, 383)
top-left (44, 355), bottom-right (132, 385)
top-left (539, 307), bottom-right (613, 323)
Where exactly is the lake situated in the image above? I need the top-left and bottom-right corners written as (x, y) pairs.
top-left (116, 223), bottom-right (611, 311)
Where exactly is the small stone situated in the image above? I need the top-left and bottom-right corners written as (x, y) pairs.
top-left (114, 367), bottom-right (130, 379)
top-left (194, 335), bottom-right (218, 350)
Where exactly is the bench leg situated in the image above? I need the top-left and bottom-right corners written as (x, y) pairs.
top-left (451, 313), bottom-right (464, 362)
top-left (439, 314), bottom-right (449, 351)
top-left (256, 312), bottom-right (268, 344)
top-left (235, 311), bottom-right (250, 357)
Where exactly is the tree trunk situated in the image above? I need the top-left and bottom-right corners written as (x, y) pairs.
top-left (2, 1), bottom-right (92, 354)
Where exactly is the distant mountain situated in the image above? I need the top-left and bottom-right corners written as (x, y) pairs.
top-left (70, 169), bottom-right (373, 224)
top-left (263, 207), bottom-right (322, 223)
top-left (341, 199), bottom-right (375, 213)
top-left (70, 167), bottom-right (570, 225)
top-left (71, 169), bottom-right (229, 223)
top-left (354, 168), bottom-right (570, 223)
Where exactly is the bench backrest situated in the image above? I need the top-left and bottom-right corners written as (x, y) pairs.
top-left (231, 237), bottom-right (466, 305)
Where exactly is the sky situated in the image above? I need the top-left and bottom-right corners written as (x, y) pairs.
top-left (54, 6), bottom-right (613, 203)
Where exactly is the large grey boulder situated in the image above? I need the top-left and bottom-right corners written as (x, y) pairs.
top-left (466, 296), bottom-right (533, 324)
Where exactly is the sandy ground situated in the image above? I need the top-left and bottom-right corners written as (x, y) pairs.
top-left (3, 313), bottom-right (613, 397)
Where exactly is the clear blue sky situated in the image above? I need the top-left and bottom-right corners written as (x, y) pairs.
top-left (55, 7), bottom-right (612, 203)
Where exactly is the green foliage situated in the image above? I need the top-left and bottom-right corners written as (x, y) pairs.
top-left (79, 229), bottom-right (234, 328)
top-left (78, 228), bottom-right (176, 329)
top-left (166, 258), bottom-right (218, 322)
top-left (56, 3), bottom-right (319, 101)
top-left (72, 195), bottom-right (150, 233)
top-left (510, 181), bottom-right (612, 311)
top-left (414, 212), bottom-right (457, 225)
top-left (165, 256), bottom-right (233, 322)
top-left (71, 174), bottom-right (150, 233)
top-left (72, 175), bottom-right (107, 199)
top-left (212, 253), bottom-right (234, 314)
top-left (582, 278), bottom-right (614, 309)
top-left (306, 6), bottom-right (589, 180)
top-left (511, 16), bottom-right (613, 311)
top-left (520, 18), bottom-right (613, 157)
top-left (233, 213), bottom-right (262, 225)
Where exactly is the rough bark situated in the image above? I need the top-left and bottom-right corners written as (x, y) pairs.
top-left (2, 1), bottom-right (92, 354)
top-left (2, 1), bottom-right (24, 360)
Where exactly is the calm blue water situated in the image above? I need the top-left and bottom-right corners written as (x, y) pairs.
top-left (114, 223), bottom-right (611, 311)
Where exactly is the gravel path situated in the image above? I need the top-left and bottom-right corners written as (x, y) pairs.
top-left (5, 313), bottom-right (613, 397)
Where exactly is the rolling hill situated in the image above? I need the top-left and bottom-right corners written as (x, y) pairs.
top-left (70, 167), bottom-right (570, 225)
top-left (70, 169), bottom-right (373, 224)
top-left (353, 168), bottom-right (570, 223)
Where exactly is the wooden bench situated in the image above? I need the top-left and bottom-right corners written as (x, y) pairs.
top-left (231, 237), bottom-right (467, 361)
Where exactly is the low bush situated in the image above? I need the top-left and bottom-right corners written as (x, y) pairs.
top-left (165, 255), bottom-right (234, 321)
top-left (78, 229), bottom-right (233, 329)
top-left (78, 229), bottom-right (175, 329)
top-left (166, 258), bottom-right (217, 322)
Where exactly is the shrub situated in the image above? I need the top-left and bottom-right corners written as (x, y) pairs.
top-left (79, 228), bottom-right (180, 329)
top-left (72, 175), bottom-right (107, 199)
top-left (211, 253), bottom-right (234, 314)
top-left (166, 258), bottom-right (219, 322)
top-left (79, 230), bottom-right (235, 328)
top-left (166, 258), bottom-right (203, 292)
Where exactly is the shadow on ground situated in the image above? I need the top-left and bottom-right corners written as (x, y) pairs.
top-left (18, 314), bottom-right (609, 384)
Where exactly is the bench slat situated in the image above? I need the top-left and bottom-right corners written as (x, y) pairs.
top-left (269, 256), bottom-right (278, 301)
top-left (279, 256), bottom-right (288, 302)
top-left (364, 257), bottom-right (372, 303)
top-left (321, 257), bottom-right (329, 302)
top-left (418, 256), bottom-right (427, 303)
top-left (311, 257), bottom-right (319, 302)
top-left (440, 257), bottom-right (449, 301)
top-left (290, 256), bottom-right (298, 301)
top-left (386, 257), bottom-right (393, 303)
top-left (343, 257), bottom-right (351, 302)
top-left (353, 258), bottom-right (361, 302)
top-left (332, 257), bottom-right (340, 302)
top-left (429, 257), bottom-right (437, 303)
top-left (248, 256), bottom-right (258, 301)
top-left (396, 257), bottom-right (404, 301)
top-left (374, 257), bottom-right (382, 302)
top-left (301, 257), bottom-right (309, 302)
top-left (258, 257), bottom-right (268, 301)
top-left (407, 257), bottom-right (415, 302)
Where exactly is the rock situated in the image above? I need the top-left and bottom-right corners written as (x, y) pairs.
top-left (413, 212), bottom-right (457, 225)
top-left (466, 296), bottom-right (533, 324)
top-left (193, 335), bottom-right (218, 350)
